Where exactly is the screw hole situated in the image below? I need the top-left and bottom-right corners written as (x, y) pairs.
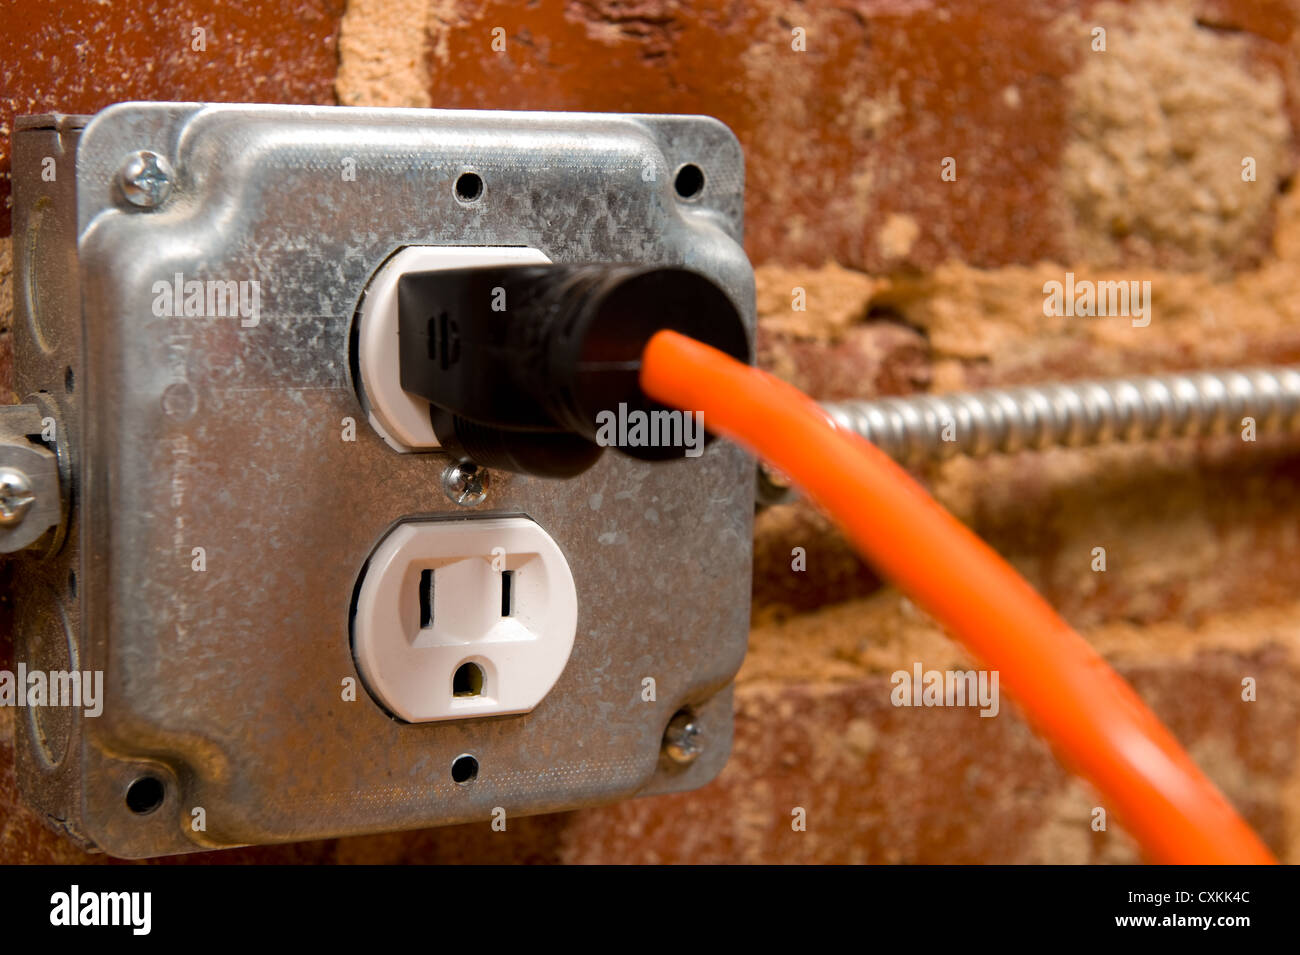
top-left (674, 163), bottom-right (705, 200)
top-left (451, 754), bottom-right (479, 784)
top-left (64, 366), bottom-right (75, 394)
top-left (453, 661), bottom-right (485, 697)
top-left (125, 776), bottom-right (165, 815)
top-left (455, 171), bottom-right (484, 203)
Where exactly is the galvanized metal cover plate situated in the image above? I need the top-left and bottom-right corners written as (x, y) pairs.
top-left (15, 103), bottom-right (755, 857)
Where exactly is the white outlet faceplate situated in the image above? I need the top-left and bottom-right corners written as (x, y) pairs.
top-left (352, 517), bottom-right (578, 722)
top-left (355, 245), bottom-right (552, 451)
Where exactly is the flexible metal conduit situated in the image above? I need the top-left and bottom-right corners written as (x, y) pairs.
top-left (820, 367), bottom-right (1300, 469)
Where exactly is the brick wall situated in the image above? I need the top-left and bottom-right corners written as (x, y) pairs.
top-left (4, 0), bottom-right (1300, 863)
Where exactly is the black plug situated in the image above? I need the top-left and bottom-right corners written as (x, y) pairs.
top-left (397, 264), bottom-right (750, 477)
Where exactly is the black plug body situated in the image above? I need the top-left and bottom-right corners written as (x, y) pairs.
top-left (397, 264), bottom-right (750, 477)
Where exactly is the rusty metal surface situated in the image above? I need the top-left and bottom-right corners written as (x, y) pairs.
top-left (11, 103), bottom-right (755, 858)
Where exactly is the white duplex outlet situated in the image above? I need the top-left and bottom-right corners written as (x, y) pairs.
top-left (352, 517), bottom-right (579, 723)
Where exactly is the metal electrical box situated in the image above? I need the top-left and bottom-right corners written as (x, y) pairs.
top-left (9, 103), bottom-right (755, 857)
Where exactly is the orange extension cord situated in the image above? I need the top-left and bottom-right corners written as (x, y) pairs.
top-left (641, 330), bottom-right (1277, 865)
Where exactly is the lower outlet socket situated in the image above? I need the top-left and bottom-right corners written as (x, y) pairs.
top-left (352, 517), bottom-right (578, 723)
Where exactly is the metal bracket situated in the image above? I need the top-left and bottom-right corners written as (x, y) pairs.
top-left (0, 403), bottom-right (63, 553)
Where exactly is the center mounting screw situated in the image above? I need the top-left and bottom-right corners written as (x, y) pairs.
top-left (118, 150), bottom-right (174, 209)
top-left (442, 460), bottom-right (490, 507)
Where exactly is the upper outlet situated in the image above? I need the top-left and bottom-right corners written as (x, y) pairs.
top-left (354, 245), bottom-right (551, 452)
top-left (351, 516), bottom-right (578, 722)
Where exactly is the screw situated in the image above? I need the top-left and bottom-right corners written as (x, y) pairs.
top-left (0, 467), bottom-right (36, 527)
top-left (442, 460), bottom-right (490, 506)
top-left (662, 710), bottom-right (703, 765)
top-left (118, 150), bottom-right (173, 208)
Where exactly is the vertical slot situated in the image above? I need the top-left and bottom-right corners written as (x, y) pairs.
top-left (419, 568), bottom-right (434, 628)
top-left (501, 569), bottom-right (513, 617)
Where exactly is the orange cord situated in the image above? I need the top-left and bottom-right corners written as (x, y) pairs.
top-left (641, 329), bottom-right (1277, 865)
